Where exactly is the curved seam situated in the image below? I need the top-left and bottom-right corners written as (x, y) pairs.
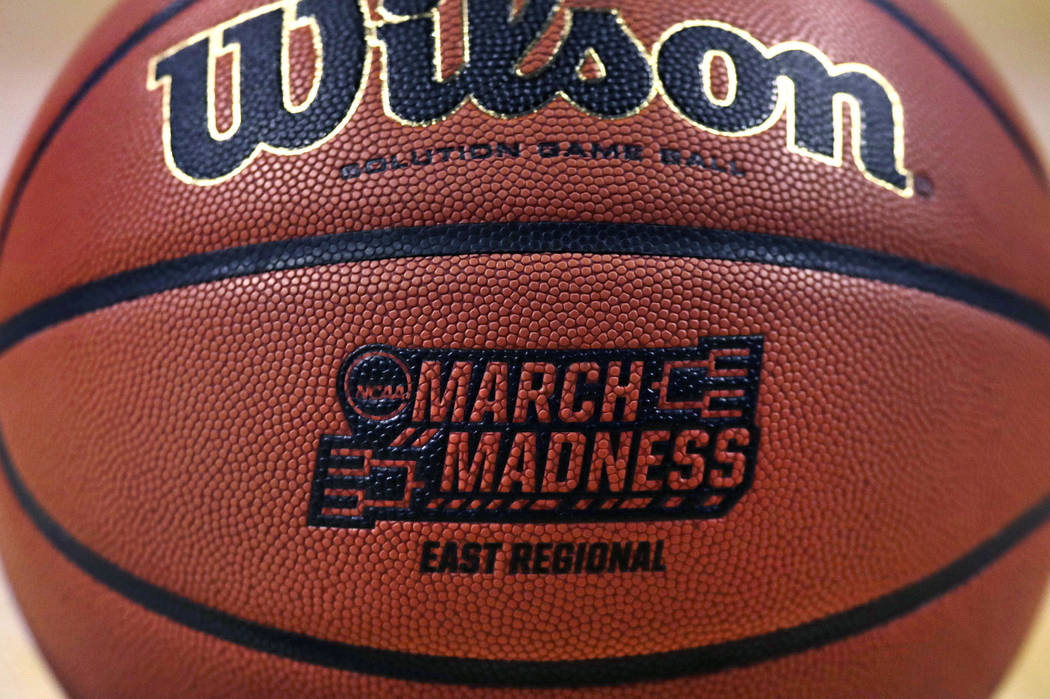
top-left (0, 223), bottom-right (1048, 358)
top-left (0, 0), bottom-right (203, 255)
top-left (0, 0), bottom-right (1044, 261)
top-left (1, 422), bottom-right (1048, 687)
top-left (862, 0), bottom-right (1046, 185)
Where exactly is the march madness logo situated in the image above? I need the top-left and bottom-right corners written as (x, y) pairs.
top-left (308, 338), bottom-right (764, 529)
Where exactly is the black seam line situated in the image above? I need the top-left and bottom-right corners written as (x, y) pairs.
top-left (2, 420), bottom-right (1050, 688)
top-left (0, 0), bottom-right (203, 256)
top-left (1, 222), bottom-right (1049, 358)
top-left (862, 0), bottom-right (1047, 185)
top-left (0, 0), bottom-right (1045, 266)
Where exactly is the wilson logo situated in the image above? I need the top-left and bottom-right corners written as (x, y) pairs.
top-left (308, 339), bottom-right (764, 529)
top-left (148, 0), bottom-right (912, 195)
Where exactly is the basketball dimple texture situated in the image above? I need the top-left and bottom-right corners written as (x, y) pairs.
top-left (0, 0), bottom-right (1049, 696)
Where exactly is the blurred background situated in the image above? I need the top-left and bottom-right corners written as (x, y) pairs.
top-left (0, 0), bottom-right (1048, 696)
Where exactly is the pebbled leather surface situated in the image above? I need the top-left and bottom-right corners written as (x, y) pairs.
top-left (0, 0), bottom-right (1048, 319)
top-left (0, 0), bottom-right (1049, 696)
top-left (2, 251), bottom-right (1050, 694)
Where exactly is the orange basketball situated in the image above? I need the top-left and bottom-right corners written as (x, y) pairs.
top-left (1, 0), bottom-right (1049, 695)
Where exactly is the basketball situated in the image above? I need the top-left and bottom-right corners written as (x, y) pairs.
top-left (1, 0), bottom-right (1049, 695)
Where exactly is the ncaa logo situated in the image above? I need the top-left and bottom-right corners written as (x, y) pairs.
top-left (339, 347), bottom-right (413, 421)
